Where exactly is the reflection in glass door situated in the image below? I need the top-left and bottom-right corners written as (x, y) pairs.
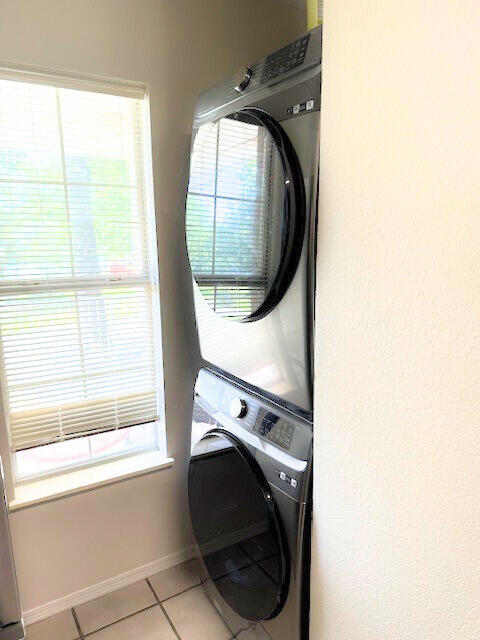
top-left (186, 113), bottom-right (285, 320)
top-left (188, 428), bottom-right (290, 621)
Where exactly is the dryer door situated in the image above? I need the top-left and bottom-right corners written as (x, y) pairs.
top-left (188, 429), bottom-right (290, 622)
top-left (186, 108), bottom-right (305, 322)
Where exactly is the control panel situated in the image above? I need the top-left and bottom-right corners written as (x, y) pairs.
top-left (194, 369), bottom-right (312, 463)
top-left (253, 408), bottom-right (295, 451)
top-left (261, 34), bottom-right (310, 84)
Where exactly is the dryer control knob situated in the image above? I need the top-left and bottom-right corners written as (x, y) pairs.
top-left (230, 398), bottom-right (247, 419)
top-left (234, 66), bottom-right (253, 93)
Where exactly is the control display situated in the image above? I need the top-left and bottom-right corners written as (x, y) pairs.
top-left (254, 409), bottom-right (295, 450)
top-left (261, 34), bottom-right (310, 84)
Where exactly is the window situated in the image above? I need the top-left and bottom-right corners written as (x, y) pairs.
top-left (185, 115), bottom-right (284, 319)
top-left (0, 71), bottom-right (164, 483)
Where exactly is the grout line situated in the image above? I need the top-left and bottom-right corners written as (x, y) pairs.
top-left (163, 576), bottom-right (237, 640)
top-left (158, 579), bottom-right (203, 604)
top-left (71, 607), bottom-right (85, 640)
top-left (144, 578), bottom-right (160, 603)
top-left (145, 578), bottom-right (182, 640)
top-left (159, 602), bottom-right (182, 640)
top-left (82, 603), bottom-right (158, 637)
top-left (154, 574), bottom-right (239, 637)
top-left (150, 570), bottom-right (238, 639)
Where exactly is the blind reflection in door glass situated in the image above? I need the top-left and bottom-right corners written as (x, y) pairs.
top-left (188, 430), bottom-right (287, 621)
top-left (186, 113), bottom-right (285, 320)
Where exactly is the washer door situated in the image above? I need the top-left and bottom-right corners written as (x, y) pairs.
top-left (188, 429), bottom-right (290, 621)
top-left (186, 108), bottom-right (305, 322)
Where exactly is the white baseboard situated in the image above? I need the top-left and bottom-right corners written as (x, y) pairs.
top-left (23, 546), bottom-right (196, 626)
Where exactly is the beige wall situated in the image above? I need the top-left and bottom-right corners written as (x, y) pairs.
top-left (311, 2), bottom-right (480, 639)
top-left (0, 0), bottom-right (306, 612)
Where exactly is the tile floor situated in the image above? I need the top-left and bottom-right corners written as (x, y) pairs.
top-left (27, 559), bottom-right (235, 640)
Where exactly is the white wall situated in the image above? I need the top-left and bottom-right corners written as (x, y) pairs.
top-left (311, 2), bottom-right (480, 639)
top-left (0, 0), bottom-right (306, 612)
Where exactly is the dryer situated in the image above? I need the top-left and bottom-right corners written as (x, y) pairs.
top-left (185, 28), bottom-right (322, 417)
top-left (189, 368), bottom-right (312, 640)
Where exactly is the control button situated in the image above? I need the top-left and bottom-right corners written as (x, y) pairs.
top-left (291, 478), bottom-right (298, 488)
top-left (230, 398), bottom-right (247, 419)
top-left (234, 66), bottom-right (253, 93)
top-left (306, 99), bottom-right (314, 111)
top-left (279, 471), bottom-right (286, 481)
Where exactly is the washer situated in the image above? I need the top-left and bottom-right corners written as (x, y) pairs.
top-left (189, 368), bottom-right (313, 640)
top-left (185, 28), bottom-right (322, 417)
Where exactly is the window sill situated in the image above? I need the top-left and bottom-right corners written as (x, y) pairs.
top-left (8, 450), bottom-right (174, 511)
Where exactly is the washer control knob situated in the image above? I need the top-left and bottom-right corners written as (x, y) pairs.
top-left (234, 66), bottom-right (253, 93)
top-left (230, 398), bottom-right (247, 419)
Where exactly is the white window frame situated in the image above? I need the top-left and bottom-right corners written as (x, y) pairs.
top-left (0, 64), bottom-right (168, 504)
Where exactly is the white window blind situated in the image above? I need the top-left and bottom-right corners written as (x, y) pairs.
top-left (0, 76), bottom-right (162, 452)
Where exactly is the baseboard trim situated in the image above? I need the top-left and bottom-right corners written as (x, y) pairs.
top-left (22, 546), bottom-right (196, 626)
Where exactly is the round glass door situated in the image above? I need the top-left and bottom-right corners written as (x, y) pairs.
top-left (186, 108), bottom-right (305, 322)
top-left (188, 429), bottom-right (290, 621)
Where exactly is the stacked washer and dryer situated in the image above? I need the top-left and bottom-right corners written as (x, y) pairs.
top-left (185, 27), bottom-right (321, 640)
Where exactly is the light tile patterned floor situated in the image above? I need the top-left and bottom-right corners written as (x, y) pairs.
top-left (27, 559), bottom-right (236, 640)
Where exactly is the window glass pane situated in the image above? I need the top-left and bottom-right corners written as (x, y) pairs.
top-left (0, 81), bottom-right (62, 182)
top-left (68, 184), bottom-right (146, 279)
top-left (1, 285), bottom-right (158, 449)
top-left (60, 89), bottom-right (138, 186)
top-left (15, 437), bottom-right (91, 478)
top-left (0, 183), bottom-right (70, 281)
top-left (89, 422), bottom-right (156, 457)
top-left (1, 291), bottom-right (84, 411)
top-left (0, 80), bottom-right (149, 283)
top-left (15, 423), bottom-right (157, 479)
